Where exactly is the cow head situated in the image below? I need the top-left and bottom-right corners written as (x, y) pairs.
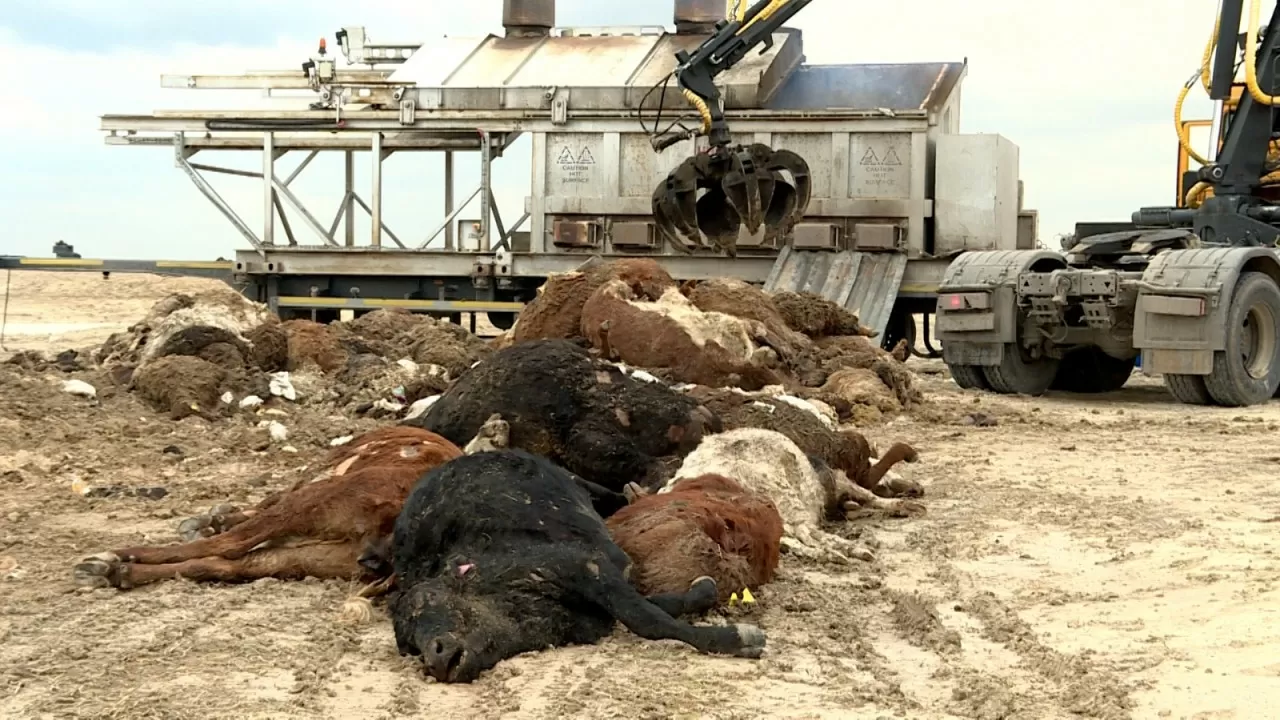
top-left (390, 557), bottom-right (540, 683)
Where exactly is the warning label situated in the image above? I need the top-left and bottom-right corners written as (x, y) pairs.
top-left (858, 146), bottom-right (902, 165)
top-left (850, 134), bottom-right (909, 198)
top-left (554, 145), bottom-right (596, 184)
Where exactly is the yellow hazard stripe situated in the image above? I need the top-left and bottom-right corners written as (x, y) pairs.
top-left (277, 296), bottom-right (524, 311)
top-left (154, 261), bottom-right (235, 270)
top-left (18, 258), bottom-right (105, 266)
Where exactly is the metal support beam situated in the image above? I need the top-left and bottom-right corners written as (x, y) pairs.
top-left (329, 192), bottom-right (351, 241)
top-left (499, 211), bottom-right (530, 249)
top-left (263, 132), bottom-right (275, 246)
top-left (173, 135), bottom-right (263, 251)
top-left (421, 185), bottom-right (481, 248)
top-left (350, 194), bottom-right (406, 249)
top-left (489, 192), bottom-right (507, 249)
top-left (371, 132), bottom-right (383, 248)
top-left (343, 152), bottom-right (355, 247)
top-left (283, 150), bottom-right (318, 186)
top-left (271, 175), bottom-right (338, 246)
top-left (272, 191), bottom-right (297, 246)
top-left (187, 163), bottom-right (261, 179)
top-left (444, 151), bottom-right (455, 250)
top-left (479, 130), bottom-right (492, 252)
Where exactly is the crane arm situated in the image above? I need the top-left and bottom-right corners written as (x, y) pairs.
top-left (664, 0), bottom-right (813, 148)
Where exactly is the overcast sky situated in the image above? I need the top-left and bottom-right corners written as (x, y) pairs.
top-left (0, 0), bottom-right (1235, 260)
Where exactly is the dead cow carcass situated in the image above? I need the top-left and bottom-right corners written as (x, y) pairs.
top-left (405, 339), bottom-right (721, 492)
top-left (73, 426), bottom-right (467, 589)
top-left (388, 448), bottom-right (766, 682)
top-left (665, 428), bottom-right (924, 565)
top-left (688, 387), bottom-right (922, 497)
top-left (607, 473), bottom-right (783, 605)
top-left (580, 280), bottom-right (785, 391)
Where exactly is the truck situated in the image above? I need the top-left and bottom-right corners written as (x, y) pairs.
top-left (12, 0), bottom-right (1039, 348)
top-left (936, 0), bottom-right (1280, 407)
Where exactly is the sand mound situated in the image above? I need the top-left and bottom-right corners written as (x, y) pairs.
top-left (245, 324), bottom-right (289, 372)
top-left (280, 320), bottom-right (349, 373)
top-left (132, 355), bottom-right (233, 420)
top-left (96, 289), bottom-right (276, 373)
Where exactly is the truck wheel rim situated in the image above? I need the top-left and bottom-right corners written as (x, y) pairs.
top-left (1242, 303), bottom-right (1277, 380)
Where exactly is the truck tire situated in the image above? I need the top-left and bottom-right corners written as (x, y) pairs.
top-left (947, 363), bottom-right (990, 390)
top-left (1164, 373), bottom-right (1214, 405)
top-left (1203, 271), bottom-right (1280, 406)
top-left (982, 343), bottom-right (1059, 396)
top-left (1050, 346), bottom-right (1134, 394)
top-left (487, 312), bottom-right (517, 331)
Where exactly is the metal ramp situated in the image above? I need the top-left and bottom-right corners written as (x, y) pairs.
top-left (763, 246), bottom-right (907, 338)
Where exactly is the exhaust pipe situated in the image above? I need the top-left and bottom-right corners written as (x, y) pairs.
top-left (503, 0), bottom-right (555, 37)
top-left (673, 0), bottom-right (726, 33)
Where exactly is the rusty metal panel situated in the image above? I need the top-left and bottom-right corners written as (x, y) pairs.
top-left (764, 246), bottom-right (907, 338)
top-left (389, 30), bottom-right (801, 110)
top-left (767, 62), bottom-right (965, 112)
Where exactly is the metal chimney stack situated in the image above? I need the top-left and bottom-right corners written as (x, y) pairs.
top-left (502, 0), bottom-right (555, 37)
top-left (673, 0), bottom-right (726, 34)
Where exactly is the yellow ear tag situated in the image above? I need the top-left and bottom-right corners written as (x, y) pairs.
top-left (741, 587), bottom-right (756, 605)
top-left (728, 592), bottom-right (739, 606)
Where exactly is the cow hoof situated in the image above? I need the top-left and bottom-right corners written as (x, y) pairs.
top-left (876, 475), bottom-right (925, 499)
top-left (73, 552), bottom-right (128, 589)
top-left (731, 624), bottom-right (767, 658)
top-left (177, 516), bottom-right (214, 542)
top-left (178, 503), bottom-right (242, 541)
top-left (850, 546), bottom-right (876, 563)
top-left (623, 482), bottom-right (650, 503)
top-left (886, 500), bottom-right (926, 518)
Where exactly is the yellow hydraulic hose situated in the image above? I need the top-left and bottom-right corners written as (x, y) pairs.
top-left (1245, 0), bottom-right (1280, 105)
top-left (737, 0), bottom-right (789, 35)
top-left (678, 0), bottom-right (791, 134)
top-left (1175, 14), bottom-right (1220, 168)
top-left (1182, 1), bottom-right (1280, 207)
top-left (683, 88), bottom-right (713, 134)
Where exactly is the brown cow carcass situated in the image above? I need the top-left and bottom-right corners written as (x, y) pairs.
top-left (607, 473), bottom-right (783, 605)
top-left (580, 279), bottom-right (785, 391)
top-left (71, 424), bottom-right (484, 589)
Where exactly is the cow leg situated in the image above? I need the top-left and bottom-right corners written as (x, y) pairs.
top-left (841, 483), bottom-right (926, 518)
top-left (571, 476), bottom-right (630, 518)
top-left (74, 542), bottom-right (363, 589)
top-left (177, 504), bottom-right (256, 541)
top-left (572, 561), bottom-right (765, 658)
top-left (643, 576), bottom-right (719, 618)
top-left (863, 442), bottom-right (920, 488)
top-left (112, 505), bottom-right (309, 565)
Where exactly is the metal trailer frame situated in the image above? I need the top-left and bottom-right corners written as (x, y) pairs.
top-left (77, 20), bottom-right (1036, 348)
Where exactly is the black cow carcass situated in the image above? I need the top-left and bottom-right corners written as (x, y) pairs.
top-left (387, 449), bottom-right (766, 682)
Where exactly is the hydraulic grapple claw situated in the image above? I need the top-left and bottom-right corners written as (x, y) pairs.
top-left (651, 144), bottom-right (814, 256)
top-left (652, 158), bottom-right (705, 253)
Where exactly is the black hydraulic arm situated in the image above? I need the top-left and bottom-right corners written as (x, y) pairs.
top-left (1209, 0), bottom-right (1280, 194)
top-left (1134, 0), bottom-right (1280, 245)
top-left (672, 0), bottom-right (813, 147)
top-left (1210, 0), bottom-right (1245, 100)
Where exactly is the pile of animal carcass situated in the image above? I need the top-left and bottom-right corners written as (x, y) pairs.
top-left (91, 286), bottom-right (492, 421)
top-left (74, 258), bottom-right (928, 684)
top-left (497, 257), bottom-right (922, 425)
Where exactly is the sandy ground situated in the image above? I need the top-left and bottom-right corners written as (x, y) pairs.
top-left (2, 270), bottom-right (1279, 719)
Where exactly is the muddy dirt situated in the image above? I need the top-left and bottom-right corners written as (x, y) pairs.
top-left (1, 270), bottom-right (1278, 719)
